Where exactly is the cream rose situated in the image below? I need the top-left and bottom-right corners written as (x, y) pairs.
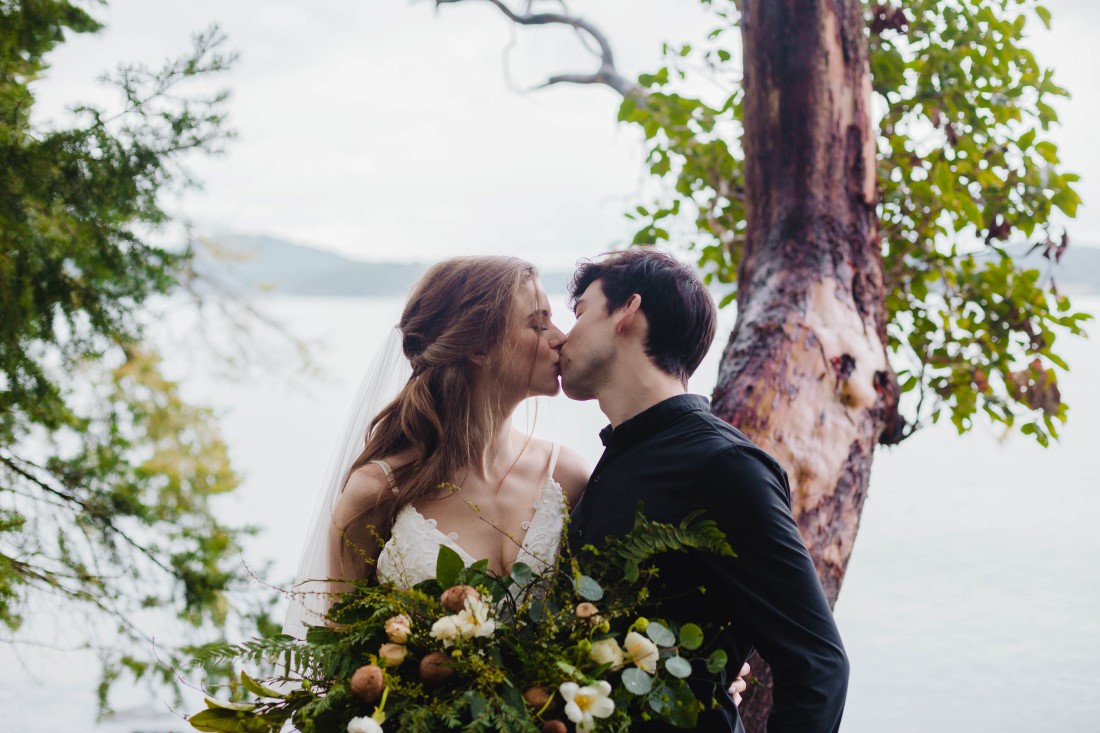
top-left (588, 637), bottom-right (625, 670)
top-left (378, 642), bottom-right (407, 667)
top-left (384, 613), bottom-right (412, 644)
top-left (624, 631), bottom-right (659, 674)
top-left (430, 615), bottom-right (461, 646)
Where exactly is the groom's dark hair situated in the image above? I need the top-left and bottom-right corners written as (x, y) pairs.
top-left (569, 249), bottom-right (716, 382)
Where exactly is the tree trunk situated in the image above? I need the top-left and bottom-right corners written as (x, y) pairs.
top-left (711, 0), bottom-right (901, 728)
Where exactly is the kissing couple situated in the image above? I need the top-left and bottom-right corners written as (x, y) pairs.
top-left (286, 249), bottom-right (848, 732)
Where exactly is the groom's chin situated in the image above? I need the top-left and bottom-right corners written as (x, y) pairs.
top-left (559, 379), bottom-right (595, 403)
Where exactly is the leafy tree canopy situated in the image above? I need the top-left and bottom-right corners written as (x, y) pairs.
top-left (0, 0), bottom-right (268, 712)
top-left (615, 0), bottom-right (1089, 445)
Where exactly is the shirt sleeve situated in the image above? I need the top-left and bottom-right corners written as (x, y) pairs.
top-left (695, 444), bottom-right (849, 733)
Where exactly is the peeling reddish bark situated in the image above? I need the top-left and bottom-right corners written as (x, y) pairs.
top-left (711, 1), bottom-right (902, 728)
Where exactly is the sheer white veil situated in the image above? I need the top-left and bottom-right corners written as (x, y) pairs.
top-left (282, 326), bottom-right (411, 638)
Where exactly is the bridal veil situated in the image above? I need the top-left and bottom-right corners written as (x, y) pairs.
top-left (282, 327), bottom-right (411, 638)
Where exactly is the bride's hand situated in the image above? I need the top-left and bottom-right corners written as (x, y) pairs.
top-left (728, 662), bottom-right (751, 706)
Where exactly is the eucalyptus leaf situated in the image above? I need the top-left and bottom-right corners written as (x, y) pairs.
top-left (678, 623), bottom-right (704, 651)
top-left (645, 621), bottom-right (676, 647)
top-left (510, 561), bottom-right (533, 587)
top-left (574, 575), bottom-right (604, 601)
top-left (665, 656), bottom-right (693, 679)
top-left (706, 649), bottom-right (728, 674)
top-left (622, 666), bottom-right (655, 695)
top-left (647, 682), bottom-right (673, 715)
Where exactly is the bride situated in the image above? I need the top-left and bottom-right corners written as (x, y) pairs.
top-left (285, 254), bottom-right (749, 702)
top-left (328, 255), bottom-right (587, 590)
top-left (284, 256), bottom-right (586, 622)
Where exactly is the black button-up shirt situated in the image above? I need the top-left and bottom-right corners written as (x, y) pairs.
top-left (570, 395), bottom-right (848, 733)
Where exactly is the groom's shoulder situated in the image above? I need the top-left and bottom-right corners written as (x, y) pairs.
top-left (681, 410), bottom-right (789, 485)
top-left (681, 407), bottom-right (763, 453)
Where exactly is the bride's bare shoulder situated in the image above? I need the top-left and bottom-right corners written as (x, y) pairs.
top-left (552, 445), bottom-right (590, 508)
top-left (339, 454), bottom-right (410, 517)
top-left (517, 434), bottom-right (590, 507)
top-left (342, 463), bottom-right (392, 503)
top-left (344, 449), bottom-right (417, 495)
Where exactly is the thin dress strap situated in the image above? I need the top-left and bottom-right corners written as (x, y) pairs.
top-left (546, 442), bottom-right (561, 481)
top-left (371, 459), bottom-right (399, 494)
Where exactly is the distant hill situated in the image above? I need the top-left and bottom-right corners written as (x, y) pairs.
top-left (192, 234), bottom-right (576, 296)
top-left (191, 234), bottom-right (1100, 297)
top-left (192, 235), bottom-right (426, 296)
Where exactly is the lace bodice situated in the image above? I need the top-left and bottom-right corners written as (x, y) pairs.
top-left (375, 446), bottom-right (566, 588)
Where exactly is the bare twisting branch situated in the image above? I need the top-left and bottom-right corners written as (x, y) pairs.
top-left (433, 0), bottom-right (645, 98)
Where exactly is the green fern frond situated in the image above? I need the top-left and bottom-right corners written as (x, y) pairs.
top-left (602, 505), bottom-right (735, 569)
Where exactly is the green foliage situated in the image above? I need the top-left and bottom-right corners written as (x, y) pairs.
top-left (617, 0), bottom-right (1091, 444)
top-left (602, 506), bottom-right (735, 567)
top-left (187, 511), bottom-right (733, 732)
top-left (0, 0), bottom-right (268, 713)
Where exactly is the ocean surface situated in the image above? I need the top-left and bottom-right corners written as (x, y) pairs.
top-left (2, 294), bottom-right (1098, 732)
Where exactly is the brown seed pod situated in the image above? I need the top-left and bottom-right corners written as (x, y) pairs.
top-left (439, 585), bottom-right (479, 613)
top-left (349, 664), bottom-right (385, 704)
top-left (574, 602), bottom-right (599, 619)
top-left (523, 686), bottom-right (552, 709)
top-left (541, 720), bottom-right (568, 733)
top-left (419, 651), bottom-right (455, 687)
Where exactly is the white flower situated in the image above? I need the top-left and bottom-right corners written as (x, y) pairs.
top-left (454, 595), bottom-right (496, 639)
top-left (377, 642), bottom-right (407, 667)
top-left (347, 715), bottom-right (384, 733)
top-left (589, 637), bottom-right (625, 670)
top-left (430, 615), bottom-right (461, 646)
top-left (384, 613), bottom-right (412, 644)
top-left (624, 631), bottom-right (659, 674)
top-left (560, 680), bottom-right (615, 732)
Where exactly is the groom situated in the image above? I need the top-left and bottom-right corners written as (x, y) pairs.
top-left (558, 250), bottom-right (848, 733)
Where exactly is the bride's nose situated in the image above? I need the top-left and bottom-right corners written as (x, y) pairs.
top-left (547, 322), bottom-right (566, 350)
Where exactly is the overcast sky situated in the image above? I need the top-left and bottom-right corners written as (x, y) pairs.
top-left (31, 0), bottom-right (1100, 270)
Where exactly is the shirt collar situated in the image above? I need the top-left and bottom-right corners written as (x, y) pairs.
top-left (598, 394), bottom-right (710, 447)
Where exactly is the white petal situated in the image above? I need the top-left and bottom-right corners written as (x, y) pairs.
top-left (591, 697), bottom-right (616, 718)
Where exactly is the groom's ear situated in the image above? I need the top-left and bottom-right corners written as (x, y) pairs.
top-left (612, 294), bottom-right (643, 336)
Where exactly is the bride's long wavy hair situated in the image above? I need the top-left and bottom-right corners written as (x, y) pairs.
top-left (347, 255), bottom-right (538, 530)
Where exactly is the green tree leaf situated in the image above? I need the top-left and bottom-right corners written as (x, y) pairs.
top-left (435, 545), bottom-right (466, 589)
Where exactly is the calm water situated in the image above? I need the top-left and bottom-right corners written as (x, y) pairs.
top-left (3, 295), bottom-right (1098, 732)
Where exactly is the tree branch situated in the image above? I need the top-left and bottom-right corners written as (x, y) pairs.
top-left (434, 0), bottom-right (645, 98)
top-left (0, 453), bottom-right (177, 577)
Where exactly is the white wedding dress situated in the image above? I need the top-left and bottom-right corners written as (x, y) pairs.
top-left (374, 444), bottom-right (567, 588)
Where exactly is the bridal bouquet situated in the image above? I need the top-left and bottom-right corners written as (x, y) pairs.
top-left (188, 507), bottom-right (735, 733)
